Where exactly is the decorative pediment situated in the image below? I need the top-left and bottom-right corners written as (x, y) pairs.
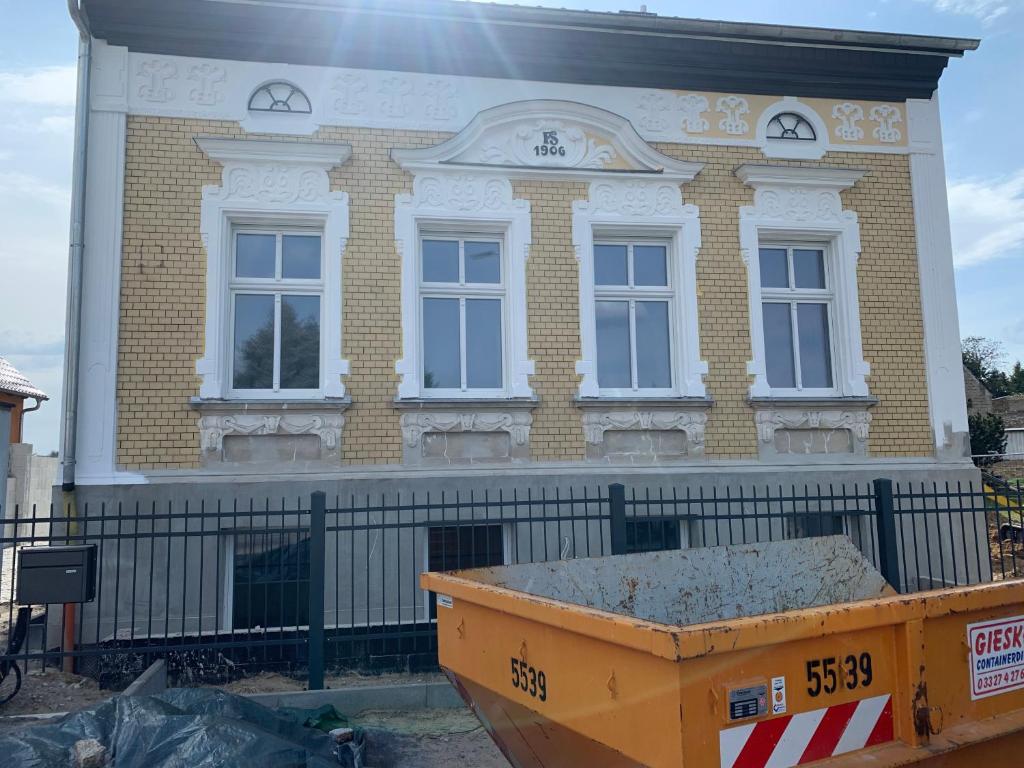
top-left (736, 164), bottom-right (865, 230)
top-left (195, 137), bottom-right (351, 205)
top-left (391, 100), bottom-right (702, 182)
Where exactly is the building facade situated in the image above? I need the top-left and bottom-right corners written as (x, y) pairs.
top-left (63, 1), bottom-right (978, 500)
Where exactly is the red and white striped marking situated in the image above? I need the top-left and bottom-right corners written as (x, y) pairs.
top-left (719, 694), bottom-right (893, 768)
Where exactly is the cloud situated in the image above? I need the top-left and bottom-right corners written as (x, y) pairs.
top-left (0, 65), bottom-right (76, 107)
top-left (915, 0), bottom-right (1011, 24)
top-left (1005, 316), bottom-right (1024, 347)
top-left (948, 170), bottom-right (1024, 268)
top-left (0, 333), bottom-right (65, 358)
top-left (38, 115), bottom-right (75, 135)
top-left (0, 171), bottom-right (71, 209)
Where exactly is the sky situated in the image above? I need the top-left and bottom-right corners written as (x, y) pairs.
top-left (0, 0), bottom-right (1022, 454)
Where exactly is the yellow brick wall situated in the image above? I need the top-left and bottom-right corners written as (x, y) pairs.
top-left (117, 115), bottom-right (932, 469)
top-left (652, 142), bottom-right (933, 458)
top-left (514, 179), bottom-right (589, 462)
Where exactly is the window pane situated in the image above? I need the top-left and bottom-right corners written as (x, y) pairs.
top-left (466, 299), bottom-right (502, 388)
top-left (236, 233), bottom-right (276, 278)
top-left (797, 303), bottom-right (833, 389)
top-left (762, 302), bottom-right (796, 388)
top-left (633, 245), bottom-right (668, 287)
top-left (422, 240), bottom-right (459, 283)
top-left (759, 247), bottom-right (789, 289)
top-left (595, 244), bottom-right (628, 286)
top-left (793, 249), bottom-right (825, 289)
top-left (282, 234), bottom-right (321, 279)
top-left (428, 525), bottom-right (504, 571)
top-left (464, 241), bottom-right (501, 284)
top-left (423, 298), bottom-right (460, 388)
top-left (280, 295), bottom-right (320, 389)
top-left (635, 301), bottom-right (671, 388)
top-left (233, 294), bottom-right (274, 389)
top-left (626, 519), bottom-right (681, 554)
top-left (596, 301), bottom-right (631, 389)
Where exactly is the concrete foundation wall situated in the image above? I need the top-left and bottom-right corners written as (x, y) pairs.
top-left (45, 461), bottom-right (983, 646)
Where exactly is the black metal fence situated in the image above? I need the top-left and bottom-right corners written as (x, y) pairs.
top-left (0, 477), bottom-right (1021, 691)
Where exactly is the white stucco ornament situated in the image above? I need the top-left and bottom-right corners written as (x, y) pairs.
top-left (194, 137), bottom-right (353, 400)
top-left (392, 99), bottom-right (703, 181)
top-left (736, 164), bottom-right (871, 399)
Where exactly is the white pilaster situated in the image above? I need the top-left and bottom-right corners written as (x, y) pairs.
top-left (907, 93), bottom-right (970, 457)
top-left (75, 41), bottom-right (144, 483)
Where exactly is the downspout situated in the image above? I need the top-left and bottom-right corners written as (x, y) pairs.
top-left (60, 0), bottom-right (91, 492)
top-left (61, 0), bottom-right (91, 673)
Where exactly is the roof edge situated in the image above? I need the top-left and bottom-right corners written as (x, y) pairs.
top-left (215, 0), bottom-right (980, 56)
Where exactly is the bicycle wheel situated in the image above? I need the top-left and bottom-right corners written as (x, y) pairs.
top-left (0, 663), bottom-right (23, 706)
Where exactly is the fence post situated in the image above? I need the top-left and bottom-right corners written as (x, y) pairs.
top-left (873, 478), bottom-right (901, 593)
top-left (308, 491), bottom-right (326, 691)
top-left (609, 483), bottom-right (627, 556)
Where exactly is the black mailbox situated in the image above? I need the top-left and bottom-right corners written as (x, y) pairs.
top-left (17, 545), bottom-right (97, 604)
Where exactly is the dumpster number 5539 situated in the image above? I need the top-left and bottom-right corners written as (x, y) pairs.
top-left (806, 653), bottom-right (873, 697)
top-left (511, 657), bottom-right (548, 702)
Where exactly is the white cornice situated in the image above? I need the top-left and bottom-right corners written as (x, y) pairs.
top-left (194, 137), bottom-right (352, 168)
top-left (735, 164), bottom-right (866, 190)
top-left (99, 44), bottom-right (915, 154)
top-left (392, 99), bottom-right (703, 182)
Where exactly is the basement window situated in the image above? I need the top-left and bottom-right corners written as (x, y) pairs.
top-left (229, 531), bottom-right (311, 631)
top-left (626, 519), bottom-right (682, 553)
top-left (426, 524), bottom-right (507, 618)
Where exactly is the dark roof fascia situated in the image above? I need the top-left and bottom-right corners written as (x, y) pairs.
top-left (80, 0), bottom-right (980, 102)
top-left (208, 0), bottom-right (981, 57)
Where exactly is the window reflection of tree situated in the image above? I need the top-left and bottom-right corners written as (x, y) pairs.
top-left (235, 301), bottom-right (320, 390)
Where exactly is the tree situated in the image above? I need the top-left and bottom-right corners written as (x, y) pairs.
top-left (969, 412), bottom-right (1007, 467)
top-left (987, 370), bottom-right (1014, 397)
top-left (1011, 362), bottom-right (1024, 395)
top-left (961, 336), bottom-right (1024, 397)
top-left (962, 336), bottom-right (1005, 380)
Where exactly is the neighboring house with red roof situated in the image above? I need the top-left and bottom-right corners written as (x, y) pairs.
top-left (0, 356), bottom-right (48, 446)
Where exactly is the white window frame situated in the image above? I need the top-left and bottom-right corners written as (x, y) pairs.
top-left (417, 232), bottom-right (509, 397)
top-left (196, 137), bottom-right (351, 401)
top-left (228, 226), bottom-right (326, 398)
top-left (395, 174), bottom-right (534, 400)
top-left (572, 180), bottom-right (707, 399)
top-left (591, 237), bottom-right (678, 397)
top-left (757, 240), bottom-right (839, 397)
top-left (736, 164), bottom-right (870, 399)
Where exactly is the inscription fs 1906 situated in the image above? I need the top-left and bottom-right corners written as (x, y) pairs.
top-left (533, 130), bottom-right (566, 158)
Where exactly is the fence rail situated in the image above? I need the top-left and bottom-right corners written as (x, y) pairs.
top-left (0, 477), bottom-right (1021, 691)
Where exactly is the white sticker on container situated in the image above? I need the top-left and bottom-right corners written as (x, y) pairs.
top-left (771, 675), bottom-right (787, 715)
top-left (968, 614), bottom-right (1024, 699)
top-left (436, 594), bottom-right (454, 609)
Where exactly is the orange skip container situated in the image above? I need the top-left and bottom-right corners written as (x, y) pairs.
top-left (421, 536), bottom-right (1024, 767)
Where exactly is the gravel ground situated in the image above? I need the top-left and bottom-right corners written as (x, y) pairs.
top-left (222, 670), bottom-right (448, 694)
top-left (0, 669), bottom-right (510, 765)
top-left (354, 708), bottom-right (509, 767)
top-left (0, 668), bottom-right (108, 717)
